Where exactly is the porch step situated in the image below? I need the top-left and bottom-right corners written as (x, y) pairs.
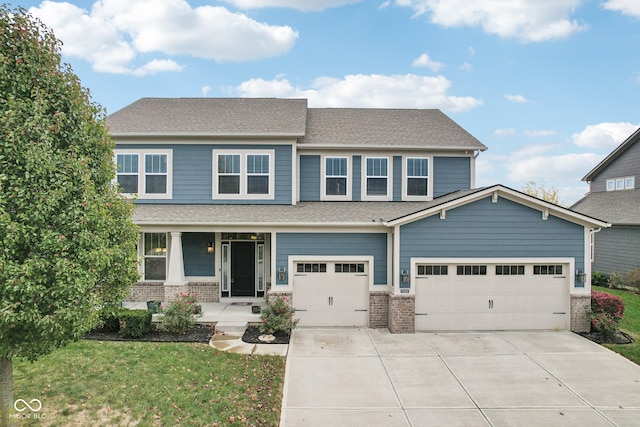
top-left (215, 321), bottom-right (248, 335)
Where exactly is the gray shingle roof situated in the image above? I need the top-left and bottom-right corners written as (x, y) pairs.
top-left (107, 98), bottom-right (308, 137)
top-left (301, 108), bottom-right (487, 150)
top-left (571, 189), bottom-right (640, 225)
top-left (582, 127), bottom-right (640, 181)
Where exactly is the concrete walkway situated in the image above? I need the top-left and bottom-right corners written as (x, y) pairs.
top-left (281, 328), bottom-right (640, 426)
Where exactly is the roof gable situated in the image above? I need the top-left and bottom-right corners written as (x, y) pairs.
top-left (301, 108), bottom-right (487, 150)
top-left (107, 98), bottom-right (308, 137)
top-left (582, 127), bottom-right (640, 182)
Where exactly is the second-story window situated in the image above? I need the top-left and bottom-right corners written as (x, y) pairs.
top-left (213, 150), bottom-right (274, 199)
top-left (145, 154), bottom-right (168, 194)
top-left (116, 153), bottom-right (138, 194)
top-left (364, 157), bottom-right (390, 200)
top-left (606, 176), bottom-right (635, 191)
top-left (325, 157), bottom-right (348, 197)
top-left (406, 157), bottom-right (429, 198)
top-left (114, 149), bottom-right (172, 199)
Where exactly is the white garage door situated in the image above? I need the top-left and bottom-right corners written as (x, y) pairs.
top-left (293, 261), bottom-right (369, 327)
top-left (415, 261), bottom-right (570, 331)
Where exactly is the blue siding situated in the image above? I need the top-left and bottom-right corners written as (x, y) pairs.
top-left (275, 232), bottom-right (388, 285)
top-left (299, 155), bottom-right (320, 201)
top-left (183, 232), bottom-right (215, 276)
top-left (118, 144), bottom-right (293, 204)
top-left (353, 155), bottom-right (361, 201)
top-left (400, 197), bottom-right (585, 286)
top-left (433, 157), bottom-right (471, 197)
top-left (393, 156), bottom-right (402, 201)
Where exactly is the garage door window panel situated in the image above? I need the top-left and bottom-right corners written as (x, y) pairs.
top-left (495, 265), bottom-right (525, 275)
top-left (417, 265), bottom-right (448, 276)
top-left (533, 265), bottom-right (563, 275)
top-left (336, 263), bottom-right (365, 273)
top-left (457, 265), bottom-right (487, 275)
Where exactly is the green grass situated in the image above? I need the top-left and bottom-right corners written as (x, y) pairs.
top-left (12, 340), bottom-right (285, 426)
top-left (594, 286), bottom-right (640, 365)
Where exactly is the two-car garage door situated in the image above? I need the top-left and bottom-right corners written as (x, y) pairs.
top-left (293, 260), bottom-right (369, 327)
top-left (415, 259), bottom-right (570, 331)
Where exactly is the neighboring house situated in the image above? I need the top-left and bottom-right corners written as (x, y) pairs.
top-left (572, 127), bottom-right (640, 276)
top-left (107, 98), bottom-right (607, 333)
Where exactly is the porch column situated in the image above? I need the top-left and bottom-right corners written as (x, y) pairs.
top-left (166, 231), bottom-right (185, 285)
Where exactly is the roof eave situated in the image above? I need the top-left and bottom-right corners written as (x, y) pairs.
top-left (582, 127), bottom-right (640, 182)
top-left (111, 132), bottom-right (305, 139)
top-left (296, 144), bottom-right (488, 151)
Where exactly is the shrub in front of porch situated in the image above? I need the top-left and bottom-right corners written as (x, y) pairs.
top-left (159, 293), bottom-right (202, 335)
top-left (590, 290), bottom-right (625, 341)
top-left (260, 296), bottom-right (299, 335)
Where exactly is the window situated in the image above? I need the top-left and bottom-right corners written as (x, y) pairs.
top-left (405, 157), bottom-right (429, 198)
top-left (533, 265), bottom-right (563, 275)
top-left (324, 157), bottom-right (348, 197)
top-left (364, 157), bottom-right (390, 200)
top-left (116, 154), bottom-right (138, 193)
top-left (144, 233), bottom-right (166, 280)
top-left (456, 265), bottom-right (487, 275)
top-left (496, 265), bottom-right (525, 275)
top-left (145, 154), bottom-right (168, 194)
top-left (213, 151), bottom-right (274, 199)
top-left (335, 263), bottom-right (365, 273)
top-left (606, 176), bottom-right (635, 191)
top-left (114, 150), bottom-right (172, 198)
top-left (417, 265), bottom-right (448, 276)
top-left (297, 263), bottom-right (327, 273)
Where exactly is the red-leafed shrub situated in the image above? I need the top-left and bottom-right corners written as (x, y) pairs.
top-left (590, 291), bottom-right (625, 340)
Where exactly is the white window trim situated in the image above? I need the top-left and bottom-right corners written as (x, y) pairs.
top-left (142, 232), bottom-right (167, 281)
top-left (606, 176), bottom-right (635, 191)
top-left (321, 155), bottom-right (351, 201)
top-left (361, 156), bottom-right (392, 201)
top-left (212, 149), bottom-right (275, 200)
top-left (402, 155), bottom-right (432, 201)
top-left (114, 149), bottom-right (173, 199)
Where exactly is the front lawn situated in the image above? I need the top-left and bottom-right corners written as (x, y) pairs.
top-left (594, 285), bottom-right (640, 365)
top-left (12, 340), bottom-right (285, 426)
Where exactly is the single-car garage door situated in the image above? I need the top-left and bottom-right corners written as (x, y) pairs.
top-left (293, 261), bottom-right (369, 327)
top-left (415, 260), bottom-right (570, 331)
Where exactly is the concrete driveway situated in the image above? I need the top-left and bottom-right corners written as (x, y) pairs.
top-left (280, 329), bottom-right (640, 426)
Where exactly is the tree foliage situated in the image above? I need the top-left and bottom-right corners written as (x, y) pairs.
top-left (521, 180), bottom-right (563, 206)
top-left (0, 6), bottom-right (139, 361)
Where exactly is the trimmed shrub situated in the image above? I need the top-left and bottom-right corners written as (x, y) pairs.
top-left (590, 291), bottom-right (625, 340)
top-left (118, 309), bottom-right (152, 339)
top-left (591, 271), bottom-right (608, 288)
top-left (98, 306), bottom-right (124, 332)
top-left (259, 296), bottom-right (299, 335)
top-left (159, 293), bottom-right (201, 335)
top-left (609, 272), bottom-right (625, 290)
top-left (624, 268), bottom-right (640, 293)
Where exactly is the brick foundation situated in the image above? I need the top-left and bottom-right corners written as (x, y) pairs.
top-left (571, 294), bottom-right (591, 333)
top-left (388, 294), bottom-right (415, 333)
top-left (125, 282), bottom-right (220, 303)
top-left (188, 282), bottom-right (220, 302)
top-left (369, 291), bottom-right (389, 329)
top-left (126, 282), bottom-right (165, 302)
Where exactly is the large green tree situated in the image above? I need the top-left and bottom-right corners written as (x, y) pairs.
top-left (0, 7), bottom-right (139, 424)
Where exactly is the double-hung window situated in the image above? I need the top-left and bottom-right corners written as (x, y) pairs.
top-left (404, 157), bottom-right (429, 200)
top-left (323, 156), bottom-right (350, 200)
top-left (363, 157), bottom-right (391, 200)
top-left (114, 149), bottom-right (172, 199)
top-left (213, 150), bottom-right (274, 199)
top-left (144, 233), bottom-right (167, 280)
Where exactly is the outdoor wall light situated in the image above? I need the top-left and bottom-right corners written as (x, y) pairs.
top-left (278, 266), bottom-right (286, 281)
top-left (206, 242), bottom-right (214, 254)
top-left (401, 269), bottom-right (409, 284)
top-left (576, 269), bottom-right (586, 283)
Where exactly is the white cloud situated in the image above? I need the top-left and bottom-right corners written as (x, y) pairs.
top-left (571, 122), bottom-right (640, 149)
top-left (603, 0), bottom-right (640, 17)
top-left (412, 53), bottom-right (445, 71)
top-left (395, 0), bottom-right (587, 42)
top-left (201, 85), bottom-right (212, 96)
top-left (459, 61), bottom-right (473, 71)
top-left (231, 73), bottom-right (483, 111)
top-left (30, 0), bottom-right (298, 75)
top-left (524, 129), bottom-right (557, 137)
top-left (504, 93), bottom-right (531, 103)
top-left (494, 128), bottom-right (515, 137)
top-left (224, 0), bottom-right (362, 11)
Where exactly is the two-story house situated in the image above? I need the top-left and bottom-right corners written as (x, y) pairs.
top-left (572, 127), bottom-right (640, 276)
top-left (108, 98), bottom-right (607, 333)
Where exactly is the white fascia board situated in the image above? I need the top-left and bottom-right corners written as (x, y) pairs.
top-left (134, 223), bottom-right (388, 232)
top-left (385, 185), bottom-right (610, 228)
top-left (296, 144), bottom-right (486, 152)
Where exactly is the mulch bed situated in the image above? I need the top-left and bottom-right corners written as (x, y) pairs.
top-left (579, 330), bottom-right (634, 345)
top-left (84, 323), bottom-right (215, 343)
top-left (242, 325), bottom-right (291, 344)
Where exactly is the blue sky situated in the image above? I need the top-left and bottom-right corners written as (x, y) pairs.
top-left (18, 0), bottom-right (640, 204)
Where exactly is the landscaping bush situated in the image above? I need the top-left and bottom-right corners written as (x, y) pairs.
top-left (118, 309), bottom-right (152, 339)
top-left (608, 272), bottom-right (625, 290)
top-left (260, 296), bottom-right (299, 335)
top-left (590, 291), bottom-right (625, 341)
top-left (624, 268), bottom-right (640, 293)
top-left (591, 271), bottom-right (609, 288)
top-left (159, 293), bottom-right (201, 335)
top-left (98, 306), bottom-right (124, 332)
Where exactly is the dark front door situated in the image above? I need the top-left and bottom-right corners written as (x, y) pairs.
top-left (231, 242), bottom-right (255, 297)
